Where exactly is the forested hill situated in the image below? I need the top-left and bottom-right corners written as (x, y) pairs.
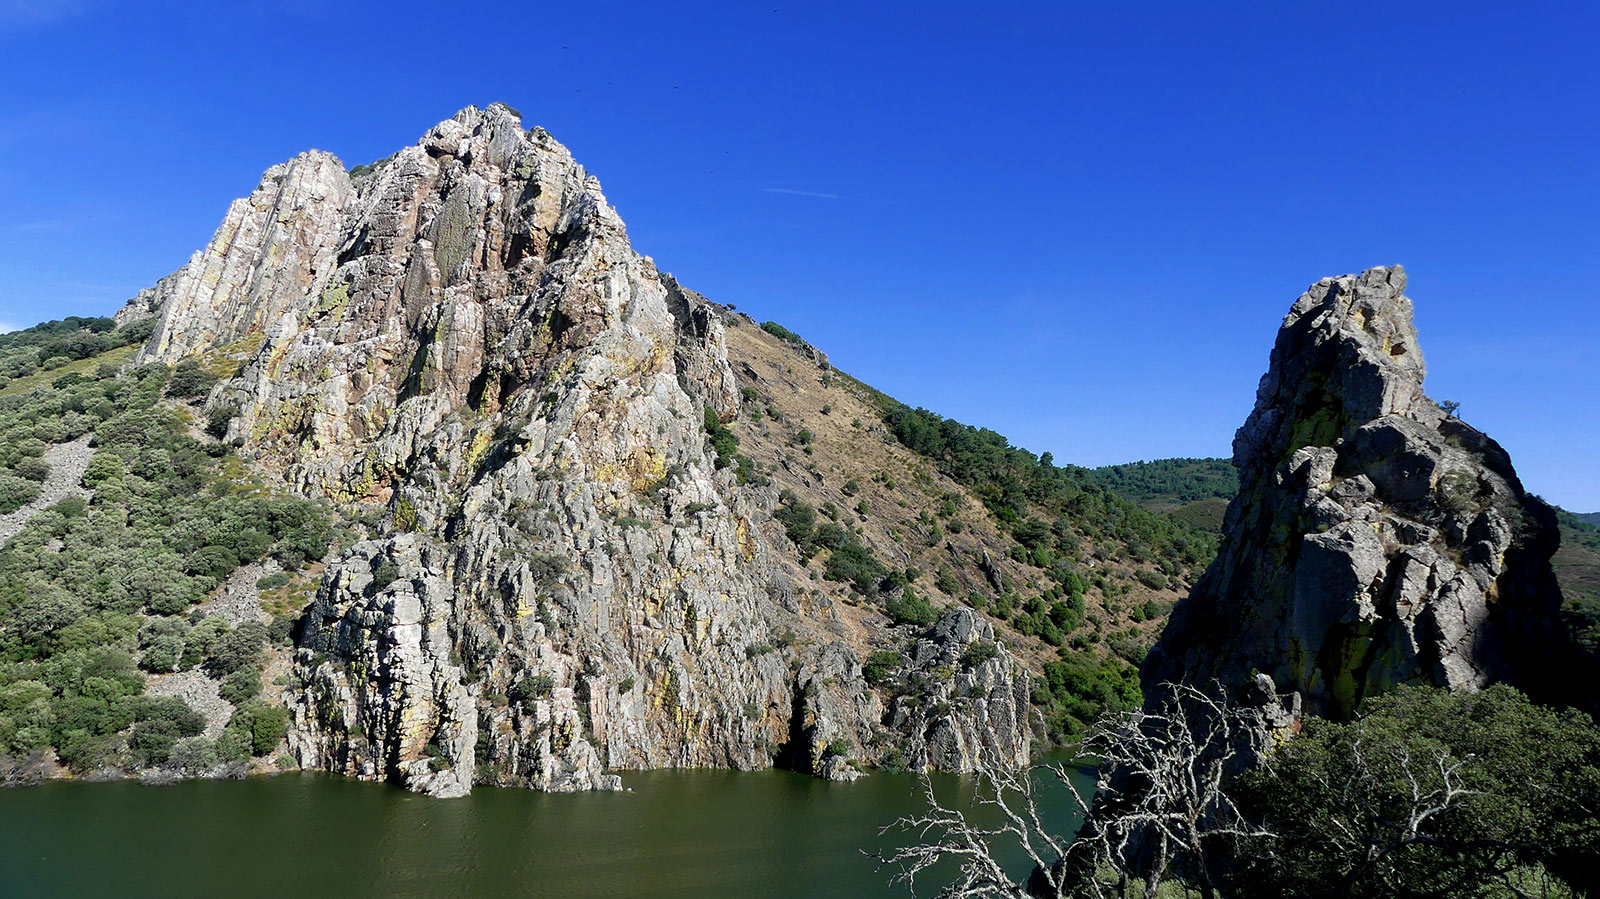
top-left (0, 316), bottom-right (336, 779)
top-left (1089, 458), bottom-right (1237, 508)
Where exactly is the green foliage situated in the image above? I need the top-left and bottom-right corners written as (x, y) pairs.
top-left (529, 553), bottom-right (569, 585)
top-left (227, 701), bottom-right (289, 757)
top-left (862, 651), bottom-right (902, 687)
top-left (205, 403), bottom-right (237, 439)
top-left (0, 316), bottom-right (134, 383)
top-left (1034, 655), bottom-right (1140, 741)
top-left (883, 586), bottom-right (937, 627)
top-left (1228, 685), bottom-right (1600, 898)
top-left (256, 571), bottom-right (291, 591)
top-left (759, 321), bottom-right (805, 345)
top-left (774, 492), bottom-right (817, 549)
top-left (165, 360), bottom-right (219, 399)
top-left (703, 406), bottom-right (739, 468)
top-left (1091, 457), bottom-right (1238, 506)
top-left (824, 538), bottom-right (887, 595)
top-left (960, 640), bottom-right (998, 666)
top-left (876, 404), bottom-right (1220, 584)
top-left (370, 559), bottom-right (399, 591)
top-left (0, 343), bottom-right (333, 772)
top-left (1135, 569), bottom-right (1168, 590)
top-left (510, 674), bottom-right (555, 709)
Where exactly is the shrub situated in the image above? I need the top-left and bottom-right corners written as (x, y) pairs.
top-left (231, 702), bottom-right (289, 756)
top-left (863, 651), bottom-right (902, 687)
top-left (1228, 685), bottom-right (1600, 899)
top-left (824, 540), bottom-right (885, 594)
top-left (760, 321), bottom-right (805, 344)
top-left (257, 571), bottom-right (292, 591)
top-left (371, 559), bottom-right (400, 591)
top-left (703, 406), bottom-right (739, 468)
top-left (884, 587), bottom-right (937, 627)
top-left (1136, 569), bottom-right (1168, 590)
top-left (529, 554), bottom-right (568, 585)
top-left (219, 667), bottom-right (263, 704)
top-left (204, 621), bottom-right (267, 676)
top-left (167, 361), bottom-right (219, 399)
top-left (960, 640), bottom-right (999, 667)
top-left (205, 404), bottom-right (237, 439)
top-left (12, 456), bottom-right (51, 482)
top-left (510, 674), bottom-right (556, 708)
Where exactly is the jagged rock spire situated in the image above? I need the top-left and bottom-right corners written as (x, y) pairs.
top-left (1145, 266), bottom-right (1570, 719)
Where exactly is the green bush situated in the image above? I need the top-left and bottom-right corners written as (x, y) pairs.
top-left (863, 651), bottom-right (902, 687)
top-left (229, 701), bottom-right (289, 756)
top-left (166, 361), bottom-right (219, 399)
top-left (510, 674), bottom-right (556, 709)
top-left (960, 640), bottom-right (999, 666)
top-left (703, 406), bottom-right (739, 468)
top-left (1227, 685), bottom-right (1600, 899)
top-left (759, 321), bottom-right (805, 344)
top-left (884, 587), bottom-right (937, 627)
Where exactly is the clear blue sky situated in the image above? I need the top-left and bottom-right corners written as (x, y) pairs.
top-left (1, 1), bottom-right (1595, 509)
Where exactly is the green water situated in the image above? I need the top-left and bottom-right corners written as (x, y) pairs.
top-left (0, 765), bottom-right (1090, 898)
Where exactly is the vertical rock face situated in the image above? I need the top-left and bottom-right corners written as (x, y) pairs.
top-left (1144, 266), bottom-right (1568, 720)
top-left (126, 104), bottom-right (1030, 795)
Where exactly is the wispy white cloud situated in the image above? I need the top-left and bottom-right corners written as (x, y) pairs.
top-left (12, 219), bottom-right (71, 232)
top-left (761, 187), bottom-right (840, 200)
top-left (0, 0), bottom-right (91, 30)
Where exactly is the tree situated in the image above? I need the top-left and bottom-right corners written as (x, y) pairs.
top-left (873, 682), bottom-right (1267, 899)
top-left (1062, 682), bottom-right (1270, 899)
top-left (872, 762), bottom-right (1071, 898)
top-left (1226, 685), bottom-right (1600, 898)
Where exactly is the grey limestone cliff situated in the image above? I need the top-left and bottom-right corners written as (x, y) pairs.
top-left (1144, 266), bottom-right (1570, 721)
top-left (123, 104), bottom-right (1030, 795)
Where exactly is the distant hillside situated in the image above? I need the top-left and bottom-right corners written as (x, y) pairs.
top-left (1090, 457), bottom-right (1238, 509)
top-left (1087, 457), bottom-right (1236, 536)
top-left (1580, 511), bottom-right (1600, 527)
top-left (1554, 509), bottom-right (1600, 656)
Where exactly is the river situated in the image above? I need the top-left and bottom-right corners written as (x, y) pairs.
top-left (0, 764), bottom-right (1092, 898)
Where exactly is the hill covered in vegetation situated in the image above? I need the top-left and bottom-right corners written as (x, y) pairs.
top-left (0, 317), bottom-right (338, 780)
top-left (719, 316), bottom-right (1227, 744)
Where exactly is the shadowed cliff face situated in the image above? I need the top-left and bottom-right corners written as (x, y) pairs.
top-left (125, 104), bottom-right (1031, 796)
top-left (1144, 266), bottom-right (1570, 721)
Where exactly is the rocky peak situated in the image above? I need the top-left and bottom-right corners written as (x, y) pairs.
top-left (119, 106), bottom-right (1031, 796)
top-left (1145, 266), bottom-right (1570, 721)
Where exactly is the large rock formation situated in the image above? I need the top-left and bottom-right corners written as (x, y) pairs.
top-left (1144, 265), bottom-right (1570, 720)
top-left (123, 104), bottom-right (1029, 795)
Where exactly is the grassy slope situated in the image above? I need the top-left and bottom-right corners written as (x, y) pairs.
top-left (723, 318), bottom-right (1216, 739)
top-left (0, 345), bottom-right (138, 398)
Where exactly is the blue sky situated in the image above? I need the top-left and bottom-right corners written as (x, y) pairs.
top-left (1, 0), bottom-right (1595, 509)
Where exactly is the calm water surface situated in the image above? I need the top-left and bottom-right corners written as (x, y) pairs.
top-left (0, 764), bottom-right (1090, 898)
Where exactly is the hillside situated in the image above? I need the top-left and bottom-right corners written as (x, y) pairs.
top-left (1555, 508), bottom-right (1600, 656)
top-left (716, 313), bottom-right (1220, 742)
top-left (1091, 457), bottom-right (1237, 509)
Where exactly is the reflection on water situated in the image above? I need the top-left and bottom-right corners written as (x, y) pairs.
top-left (0, 763), bottom-right (1090, 898)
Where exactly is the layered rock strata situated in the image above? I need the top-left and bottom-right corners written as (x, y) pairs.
top-left (1144, 266), bottom-right (1568, 720)
top-left (125, 104), bottom-right (1030, 795)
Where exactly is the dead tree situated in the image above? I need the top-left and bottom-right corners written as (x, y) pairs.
top-left (871, 682), bottom-right (1271, 899)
